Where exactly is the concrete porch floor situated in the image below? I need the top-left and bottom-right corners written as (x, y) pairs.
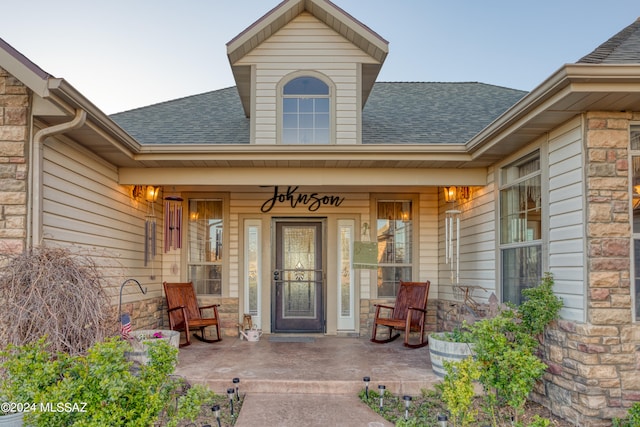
top-left (174, 335), bottom-right (441, 426)
top-left (174, 334), bottom-right (440, 396)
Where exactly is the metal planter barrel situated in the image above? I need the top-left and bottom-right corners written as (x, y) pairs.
top-left (127, 330), bottom-right (180, 365)
top-left (0, 411), bottom-right (24, 427)
top-left (428, 332), bottom-right (475, 378)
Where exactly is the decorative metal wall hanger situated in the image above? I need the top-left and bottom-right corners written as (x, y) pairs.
top-left (164, 196), bottom-right (183, 253)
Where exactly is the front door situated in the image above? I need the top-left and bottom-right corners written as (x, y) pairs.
top-left (273, 220), bottom-right (324, 332)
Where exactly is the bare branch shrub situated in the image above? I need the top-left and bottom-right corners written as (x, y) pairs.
top-left (0, 246), bottom-right (114, 355)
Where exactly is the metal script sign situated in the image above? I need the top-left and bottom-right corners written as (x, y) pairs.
top-left (260, 186), bottom-right (345, 213)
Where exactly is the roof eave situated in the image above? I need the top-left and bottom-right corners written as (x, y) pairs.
top-left (44, 79), bottom-right (143, 154)
top-left (466, 64), bottom-right (640, 161)
top-left (0, 37), bottom-right (50, 97)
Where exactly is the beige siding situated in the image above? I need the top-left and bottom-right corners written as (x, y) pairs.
top-left (438, 173), bottom-right (498, 303)
top-left (236, 12), bottom-right (378, 145)
top-left (547, 117), bottom-right (585, 322)
top-left (42, 137), bottom-right (161, 303)
top-left (419, 189), bottom-right (439, 287)
top-left (227, 189), bottom-right (438, 331)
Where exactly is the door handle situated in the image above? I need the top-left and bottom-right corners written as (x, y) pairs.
top-left (273, 270), bottom-right (280, 281)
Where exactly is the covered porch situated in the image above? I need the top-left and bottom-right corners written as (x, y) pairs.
top-left (174, 335), bottom-right (439, 396)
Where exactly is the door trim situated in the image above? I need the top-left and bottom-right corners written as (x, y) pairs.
top-left (271, 218), bottom-right (326, 333)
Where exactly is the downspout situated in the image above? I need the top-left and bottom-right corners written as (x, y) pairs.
top-left (27, 109), bottom-right (87, 246)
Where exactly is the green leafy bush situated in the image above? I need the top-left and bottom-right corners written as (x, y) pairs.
top-left (441, 273), bottom-right (563, 426)
top-left (440, 356), bottom-right (481, 427)
top-left (0, 337), bottom-right (71, 408)
top-left (613, 402), bottom-right (640, 427)
top-left (441, 324), bottom-right (474, 343)
top-left (1, 336), bottom-right (213, 426)
top-left (519, 272), bottom-right (564, 338)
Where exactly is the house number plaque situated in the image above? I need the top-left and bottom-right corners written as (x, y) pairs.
top-left (260, 185), bottom-right (345, 213)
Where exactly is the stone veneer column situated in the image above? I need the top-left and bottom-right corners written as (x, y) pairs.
top-left (0, 67), bottom-right (29, 254)
top-left (536, 112), bottom-right (640, 426)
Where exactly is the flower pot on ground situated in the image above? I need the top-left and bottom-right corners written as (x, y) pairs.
top-left (428, 331), bottom-right (475, 378)
top-left (127, 330), bottom-right (180, 365)
top-left (0, 411), bottom-right (24, 427)
top-left (0, 337), bottom-right (67, 427)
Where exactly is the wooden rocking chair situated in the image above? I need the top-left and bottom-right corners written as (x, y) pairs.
top-left (163, 281), bottom-right (222, 347)
top-left (370, 280), bottom-right (430, 348)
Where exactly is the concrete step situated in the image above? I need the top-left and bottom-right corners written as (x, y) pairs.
top-left (197, 376), bottom-right (437, 396)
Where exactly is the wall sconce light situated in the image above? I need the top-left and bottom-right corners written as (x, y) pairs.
top-left (145, 185), bottom-right (160, 202)
top-left (131, 185), bottom-right (144, 200)
top-left (443, 186), bottom-right (471, 203)
top-left (130, 185), bottom-right (161, 202)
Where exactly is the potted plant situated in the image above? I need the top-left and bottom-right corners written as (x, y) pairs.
top-left (428, 326), bottom-right (475, 378)
top-left (127, 329), bottom-right (180, 365)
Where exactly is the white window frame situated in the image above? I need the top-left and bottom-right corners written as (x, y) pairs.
top-left (277, 71), bottom-right (335, 145)
top-left (244, 219), bottom-right (263, 329)
top-left (372, 195), bottom-right (417, 299)
top-left (498, 149), bottom-right (544, 305)
top-left (337, 219), bottom-right (355, 331)
top-left (629, 123), bottom-right (640, 321)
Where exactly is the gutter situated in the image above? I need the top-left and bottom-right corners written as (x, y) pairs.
top-left (45, 78), bottom-right (142, 156)
top-left (27, 108), bottom-right (87, 246)
top-left (465, 63), bottom-right (640, 159)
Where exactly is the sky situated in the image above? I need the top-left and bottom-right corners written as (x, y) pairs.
top-left (2, 1), bottom-right (640, 114)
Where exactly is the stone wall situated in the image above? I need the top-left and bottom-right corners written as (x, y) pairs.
top-left (158, 296), bottom-right (240, 340)
top-left (122, 296), bottom-right (165, 332)
top-left (530, 112), bottom-right (640, 426)
top-left (0, 67), bottom-right (29, 255)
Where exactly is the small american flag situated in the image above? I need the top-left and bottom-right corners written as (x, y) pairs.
top-left (121, 313), bottom-right (132, 339)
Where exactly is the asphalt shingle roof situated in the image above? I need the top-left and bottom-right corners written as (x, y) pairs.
top-left (363, 82), bottom-right (525, 144)
top-left (111, 87), bottom-right (250, 145)
top-left (111, 82), bottom-right (526, 145)
top-left (578, 17), bottom-right (640, 64)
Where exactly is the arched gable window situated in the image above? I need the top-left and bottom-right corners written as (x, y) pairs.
top-left (282, 76), bottom-right (330, 144)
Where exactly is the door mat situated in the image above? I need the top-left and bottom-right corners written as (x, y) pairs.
top-left (268, 336), bottom-right (315, 343)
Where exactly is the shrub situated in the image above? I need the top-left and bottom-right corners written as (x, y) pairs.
top-left (442, 273), bottom-right (563, 426)
top-left (0, 246), bottom-right (113, 355)
top-left (519, 272), bottom-right (564, 338)
top-left (613, 402), bottom-right (640, 427)
top-left (1, 336), bottom-right (212, 426)
top-left (440, 356), bottom-right (481, 427)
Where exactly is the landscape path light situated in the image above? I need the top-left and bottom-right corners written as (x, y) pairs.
top-left (227, 387), bottom-right (235, 417)
top-left (378, 384), bottom-right (385, 412)
top-left (403, 395), bottom-right (412, 420)
top-left (363, 376), bottom-right (370, 399)
top-left (233, 377), bottom-right (240, 400)
top-left (211, 404), bottom-right (221, 427)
